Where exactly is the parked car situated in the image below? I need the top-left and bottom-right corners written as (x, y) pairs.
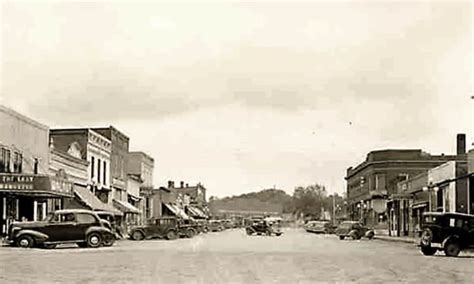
top-left (129, 217), bottom-right (196, 240)
top-left (305, 220), bottom-right (335, 234)
top-left (335, 221), bottom-right (374, 240)
top-left (96, 211), bottom-right (123, 241)
top-left (177, 219), bottom-right (198, 238)
top-left (209, 220), bottom-right (224, 232)
top-left (418, 212), bottom-right (474, 257)
top-left (6, 209), bottom-right (115, 249)
top-left (246, 217), bottom-right (283, 236)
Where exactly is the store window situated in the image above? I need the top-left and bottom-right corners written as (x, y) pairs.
top-left (97, 158), bottom-right (101, 183)
top-left (91, 156), bottom-right (95, 179)
top-left (0, 148), bottom-right (12, 173)
top-left (13, 152), bottom-right (22, 173)
top-left (103, 160), bottom-right (107, 186)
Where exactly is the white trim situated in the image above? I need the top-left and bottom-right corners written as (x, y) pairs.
top-left (33, 200), bottom-right (38, 221)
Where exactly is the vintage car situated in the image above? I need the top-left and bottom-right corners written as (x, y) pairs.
top-left (419, 212), bottom-right (474, 257)
top-left (129, 216), bottom-right (196, 241)
top-left (96, 211), bottom-right (123, 240)
top-left (304, 220), bottom-right (335, 234)
top-left (209, 220), bottom-right (224, 232)
top-left (6, 209), bottom-right (115, 249)
top-left (335, 221), bottom-right (374, 240)
top-left (245, 217), bottom-right (283, 236)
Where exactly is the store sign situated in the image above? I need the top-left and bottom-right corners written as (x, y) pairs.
top-left (0, 174), bottom-right (72, 196)
top-left (0, 174), bottom-right (35, 190)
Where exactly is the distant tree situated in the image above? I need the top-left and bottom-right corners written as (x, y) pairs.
top-left (292, 184), bottom-right (327, 219)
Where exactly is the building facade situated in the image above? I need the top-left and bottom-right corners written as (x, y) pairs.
top-left (126, 151), bottom-right (155, 220)
top-left (92, 127), bottom-right (129, 204)
top-left (345, 149), bottom-right (457, 230)
top-left (50, 129), bottom-right (112, 203)
top-left (0, 105), bottom-right (73, 236)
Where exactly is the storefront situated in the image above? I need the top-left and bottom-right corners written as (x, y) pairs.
top-left (0, 173), bottom-right (73, 237)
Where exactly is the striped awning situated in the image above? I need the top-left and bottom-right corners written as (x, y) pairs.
top-left (113, 199), bottom-right (140, 214)
top-left (164, 203), bottom-right (190, 220)
top-left (74, 186), bottom-right (122, 216)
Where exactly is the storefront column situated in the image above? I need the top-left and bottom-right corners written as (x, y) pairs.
top-left (2, 197), bottom-right (6, 234)
top-left (42, 202), bottom-right (47, 219)
top-left (33, 200), bottom-right (38, 221)
top-left (16, 199), bottom-right (19, 220)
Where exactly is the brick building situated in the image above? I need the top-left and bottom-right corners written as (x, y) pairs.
top-left (345, 149), bottom-right (457, 230)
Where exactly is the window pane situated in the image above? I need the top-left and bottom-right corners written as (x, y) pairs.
top-left (77, 213), bottom-right (96, 224)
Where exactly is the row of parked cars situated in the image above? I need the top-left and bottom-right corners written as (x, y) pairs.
top-left (304, 220), bottom-right (374, 240)
top-left (5, 208), bottom-right (237, 249)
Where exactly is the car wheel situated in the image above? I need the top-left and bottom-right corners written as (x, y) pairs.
top-left (444, 241), bottom-right (461, 257)
top-left (43, 243), bottom-right (57, 249)
top-left (86, 232), bottom-right (102, 248)
top-left (102, 234), bottom-right (116, 247)
top-left (276, 233), bottom-right (282, 237)
top-left (131, 230), bottom-right (145, 241)
top-left (420, 246), bottom-right (437, 256)
top-left (166, 230), bottom-right (178, 240)
top-left (186, 228), bottom-right (196, 238)
top-left (366, 231), bottom-right (375, 240)
top-left (339, 235), bottom-right (345, 240)
top-left (17, 235), bottom-right (34, 248)
top-left (246, 228), bottom-right (253, 235)
top-left (348, 231), bottom-right (359, 240)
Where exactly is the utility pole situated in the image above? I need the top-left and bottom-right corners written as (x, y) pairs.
top-left (332, 194), bottom-right (336, 226)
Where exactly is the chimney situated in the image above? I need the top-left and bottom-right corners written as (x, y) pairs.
top-left (457, 133), bottom-right (466, 155)
top-left (185, 183), bottom-right (189, 187)
top-left (180, 181), bottom-right (185, 188)
top-left (168, 180), bottom-right (174, 188)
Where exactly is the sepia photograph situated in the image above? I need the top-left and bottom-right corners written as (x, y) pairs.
top-left (0, 0), bottom-right (473, 283)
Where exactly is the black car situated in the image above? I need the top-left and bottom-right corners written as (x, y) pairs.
top-left (335, 221), bottom-right (374, 240)
top-left (6, 209), bottom-right (115, 249)
top-left (129, 216), bottom-right (196, 241)
top-left (304, 220), bottom-right (335, 234)
top-left (245, 218), bottom-right (283, 236)
top-left (419, 212), bottom-right (474, 257)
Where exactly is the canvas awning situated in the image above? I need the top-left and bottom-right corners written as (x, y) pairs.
top-left (187, 206), bottom-right (207, 218)
top-left (164, 203), bottom-right (190, 220)
top-left (128, 192), bottom-right (142, 202)
top-left (74, 186), bottom-right (122, 216)
top-left (113, 199), bottom-right (140, 214)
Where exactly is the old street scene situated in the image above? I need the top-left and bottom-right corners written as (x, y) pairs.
top-left (0, 1), bottom-right (473, 283)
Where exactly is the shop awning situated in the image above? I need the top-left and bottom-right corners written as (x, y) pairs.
top-left (128, 193), bottom-right (142, 202)
top-left (74, 187), bottom-right (122, 216)
top-left (164, 203), bottom-right (190, 220)
top-left (187, 206), bottom-right (207, 218)
top-left (113, 199), bottom-right (140, 214)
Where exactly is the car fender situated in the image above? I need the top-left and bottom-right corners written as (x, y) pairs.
top-left (442, 235), bottom-right (461, 248)
top-left (16, 230), bottom-right (49, 243)
top-left (85, 226), bottom-right (112, 236)
top-left (348, 229), bottom-right (359, 238)
top-left (365, 230), bottom-right (375, 239)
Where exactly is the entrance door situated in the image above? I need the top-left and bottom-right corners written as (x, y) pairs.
top-left (18, 197), bottom-right (34, 221)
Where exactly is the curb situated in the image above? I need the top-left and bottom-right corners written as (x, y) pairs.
top-left (374, 236), bottom-right (416, 244)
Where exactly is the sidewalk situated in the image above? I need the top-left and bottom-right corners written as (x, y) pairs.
top-left (374, 235), bottom-right (416, 244)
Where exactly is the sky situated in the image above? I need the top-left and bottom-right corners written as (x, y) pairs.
top-left (0, 0), bottom-right (472, 197)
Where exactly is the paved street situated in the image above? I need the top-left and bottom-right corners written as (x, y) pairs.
top-left (1, 229), bottom-right (473, 283)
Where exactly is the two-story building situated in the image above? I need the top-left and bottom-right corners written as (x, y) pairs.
top-left (49, 129), bottom-right (120, 215)
top-left (345, 148), bottom-right (457, 231)
top-left (0, 105), bottom-right (74, 236)
top-left (126, 151), bottom-right (155, 220)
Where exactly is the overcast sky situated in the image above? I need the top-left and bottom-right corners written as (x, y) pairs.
top-left (1, 1), bottom-right (472, 197)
